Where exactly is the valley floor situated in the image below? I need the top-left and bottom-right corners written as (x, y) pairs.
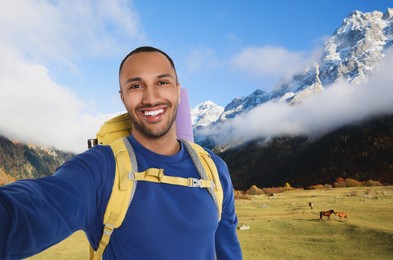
top-left (28, 186), bottom-right (393, 260)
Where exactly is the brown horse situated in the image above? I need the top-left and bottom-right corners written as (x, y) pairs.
top-left (319, 210), bottom-right (335, 221)
top-left (335, 211), bottom-right (348, 221)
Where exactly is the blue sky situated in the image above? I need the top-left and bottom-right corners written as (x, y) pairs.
top-left (0, 0), bottom-right (392, 152)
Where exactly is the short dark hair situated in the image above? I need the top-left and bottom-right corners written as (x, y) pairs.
top-left (119, 46), bottom-right (178, 83)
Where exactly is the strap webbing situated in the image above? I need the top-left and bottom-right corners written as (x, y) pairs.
top-left (92, 222), bottom-right (115, 260)
top-left (132, 168), bottom-right (213, 188)
top-left (182, 140), bottom-right (223, 221)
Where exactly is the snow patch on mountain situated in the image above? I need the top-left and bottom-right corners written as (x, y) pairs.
top-left (191, 101), bottom-right (223, 128)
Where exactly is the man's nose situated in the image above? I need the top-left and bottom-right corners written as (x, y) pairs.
top-left (142, 85), bottom-right (160, 105)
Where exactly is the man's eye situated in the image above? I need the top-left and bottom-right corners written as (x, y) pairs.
top-left (157, 80), bottom-right (169, 86)
top-left (129, 84), bottom-right (142, 90)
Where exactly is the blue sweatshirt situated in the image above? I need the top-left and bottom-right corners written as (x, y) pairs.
top-left (0, 135), bottom-right (242, 259)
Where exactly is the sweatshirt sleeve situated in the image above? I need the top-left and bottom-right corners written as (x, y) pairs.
top-left (0, 146), bottom-right (114, 259)
top-left (209, 151), bottom-right (243, 260)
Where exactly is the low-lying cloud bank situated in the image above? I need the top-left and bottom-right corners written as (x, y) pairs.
top-left (212, 49), bottom-right (393, 145)
top-left (0, 51), bottom-right (121, 152)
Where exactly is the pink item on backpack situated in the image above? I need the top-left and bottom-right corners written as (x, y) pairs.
top-left (176, 88), bottom-right (194, 142)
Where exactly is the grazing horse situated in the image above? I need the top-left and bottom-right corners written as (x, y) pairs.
top-left (319, 210), bottom-right (335, 221)
top-left (335, 212), bottom-right (348, 221)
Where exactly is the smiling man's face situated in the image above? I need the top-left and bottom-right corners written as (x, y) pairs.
top-left (119, 51), bottom-right (180, 139)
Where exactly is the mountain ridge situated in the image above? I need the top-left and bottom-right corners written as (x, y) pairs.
top-left (0, 135), bottom-right (74, 184)
top-left (192, 8), bottom-right (393, 148)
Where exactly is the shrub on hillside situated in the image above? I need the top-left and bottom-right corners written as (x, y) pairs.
top-left (333, 182), bottom-right (347, 188)
top-left (246, 185), bottom-right (265, 195)
top-left (307, 184), bottom-right (333, 190)
top-left (345, 178), bottom-right (363, 187)
top-left (336, 177), bottom-right (345, 183)
top-left (282, 187), bottom-right (293, 191)
top-left (363, 179), bottom-right (383, 186)
top-left (334, 177), bottom-right (347, 188)
top-left (307, 184), bottom-right (325, 190)
top-left (263, 186), bottom-right (301, 194)
top-left (332, 177), bottom-right (384, 188)
top-left (234, 190), bottom-right (251, 200)
top-left (244, 185), bottom-right (302, 196)
top-left (263, 187), bottom-right (283, 194)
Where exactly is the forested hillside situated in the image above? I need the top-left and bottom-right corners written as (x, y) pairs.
top-left (218, 114), bottom-right (393, 190)
top-left (0, 136), bottom-right (74, 185)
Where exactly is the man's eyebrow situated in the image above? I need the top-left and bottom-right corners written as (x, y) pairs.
top-left (157, 73), bottom-right (175, 79)
top-left (125, 77), bottom-right (142, 84)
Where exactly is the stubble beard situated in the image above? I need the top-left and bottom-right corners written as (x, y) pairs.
top-left (130, 102), bottom-right (178, 139)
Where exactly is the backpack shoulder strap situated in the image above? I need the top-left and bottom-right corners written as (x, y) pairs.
top-left (181, 140), bottom-right (224, 221)
top-left (91, 137), bottom-right (137, 260)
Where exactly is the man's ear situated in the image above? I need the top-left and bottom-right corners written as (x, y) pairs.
top-left (119, 89), bottom-right (125, 104)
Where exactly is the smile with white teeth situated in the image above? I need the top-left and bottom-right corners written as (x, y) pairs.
top-left (144, 109), bottom-right (164, 117)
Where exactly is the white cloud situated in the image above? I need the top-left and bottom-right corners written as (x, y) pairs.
top-left (0, 0), bottom-right (144, 65)
top-left (230, 46), bottom-right (311, 81)
top-left (0, 0), bottom-right (142, 153)
top-left (215, 49), bottom-right (393, 144)
top-left (0, 46), bottom-right (124, 152)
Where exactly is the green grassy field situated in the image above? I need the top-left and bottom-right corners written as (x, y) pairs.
top-left (28, 186), bottom-right (393, 260)
top-left (236, 186), bottom-right (393, 259)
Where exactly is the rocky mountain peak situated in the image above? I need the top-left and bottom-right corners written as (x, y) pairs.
top-left (383, 8), bottom-right (393, 20)
top-left (191, 100), bottom-right (223, 128)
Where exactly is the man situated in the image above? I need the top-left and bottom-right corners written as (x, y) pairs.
top-left (0, 46), bottom-right (242, 259)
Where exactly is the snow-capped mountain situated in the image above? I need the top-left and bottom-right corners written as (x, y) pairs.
top-left (218, 89), bottom-right (271, 122)
top-left (274, 8), bottom-right (393, 102)
top-left (192, 8), bottom-right (393, 147)
top-left (191, 101), bottom-right (223, 128)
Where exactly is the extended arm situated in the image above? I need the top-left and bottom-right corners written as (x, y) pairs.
top-left (0, 146), bottom-right (114, 259)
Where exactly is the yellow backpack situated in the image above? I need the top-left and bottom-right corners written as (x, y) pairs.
top-left (88, 113), bottom-right (224, 260)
